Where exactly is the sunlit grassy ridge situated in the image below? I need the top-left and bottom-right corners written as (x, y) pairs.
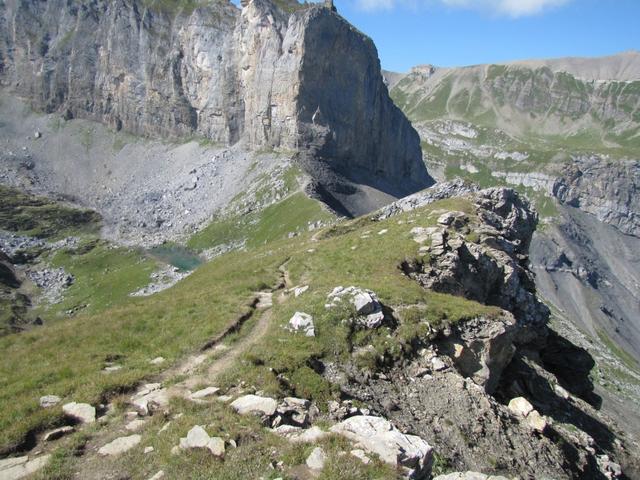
top-left (0, 192), bottom-right (497, 463)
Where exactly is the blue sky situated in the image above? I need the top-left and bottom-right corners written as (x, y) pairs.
top-left (331, 0), bottom-right (640, 72)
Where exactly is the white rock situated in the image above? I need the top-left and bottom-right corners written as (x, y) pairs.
top-left (150, 357), bottom-right (165, 365)
top-left (144, 446), bottom-right (154, 454)
top-left (190, 387), bottom-right (220, 399)
top-left (180, 426), bottom-right (225, 457)
top-left (330, 415), bottom-right (432, 478)
top-left (0, 455), bottom-right (50, 480)
top-left (132, 388), bottom-right (169, 416)
top-left (148, 471), bottom-right (165, 480)
top-left (554, 384), bottom-right (570, 400)
top-left (39, 395), bottom-right (61, 408)
top-left (230, 395), bottom-right (277, 416)
top-left (526, 410), bottom-right (548, 433)
top-left (103, 365), bottom-right (122, 372)
top-left (293, 285), bottom-right (309, 297)
top-left (507, 397), bottom-right (534, 417)
top-left (288, 312), bottom-right (315, 337)
top-left (431, 357), bottom-right (447, 371)
top-left (273, 425), bottom-right (327, 443)
top-left (350, 449), bottom-right (371, 464)
top-left (306, 447), bottom-right (327, 471)
top-left (43, 426), bottom-right (74, 442)
top-left (98, 435), bottom-right (141, 456)
top-left (62, 402), bottom-right (96, 424)
top-left (125, 419), bottom-right (147, 432)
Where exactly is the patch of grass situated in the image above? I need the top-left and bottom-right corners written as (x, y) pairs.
top-left (0, 246), bottom-right (284, 452)
top-left (40, 242), bottom-right (159, 317)
top-left (596, 329), bottom-right (639, 372)
top-left (0, 186), bottom-right (100, 239)
top-left (219, 198), bottom-right (500, 399)
top-left (188, 192), bottom-right (333, 252)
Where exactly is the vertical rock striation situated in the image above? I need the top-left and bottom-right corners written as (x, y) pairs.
top-left (0, 0), bottom-right (432, 211)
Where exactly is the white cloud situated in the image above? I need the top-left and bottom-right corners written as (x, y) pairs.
top-left (357, 0), bottom-right (572, 16)
top-left (442, 0), bottom-right (570, 16)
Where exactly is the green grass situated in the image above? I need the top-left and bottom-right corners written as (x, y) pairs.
top-left (0, 186), bottom-right (100, 239)
top-left (0, 247), bottom-right (284, 452)
top-left (40, 241), bottom-right (159, 317)
top-left (188, 192), bottom-right (334, 252)
top-left (218, 197), bottom-right (500, 402)
top-left (0, 195), bottom-right (499, 462)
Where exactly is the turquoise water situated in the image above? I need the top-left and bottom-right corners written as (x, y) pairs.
top-left (149, 244), bottom-right (203, 272)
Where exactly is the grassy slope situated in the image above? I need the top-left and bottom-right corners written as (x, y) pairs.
top-left (188, 191), bottom-right (334, 251)
top-left (1, 195), bottom-right (498, 479)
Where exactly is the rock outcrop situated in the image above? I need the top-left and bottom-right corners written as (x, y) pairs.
top-left (553, 157), bottom-right (640, 237)
top-left (0, 0), bottom-right (432, 211)
top-left (401, 188), bottom-right (548, 327)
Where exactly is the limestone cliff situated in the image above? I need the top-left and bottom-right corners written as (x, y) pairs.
top-left (0, 0), bottom-right (432, 209)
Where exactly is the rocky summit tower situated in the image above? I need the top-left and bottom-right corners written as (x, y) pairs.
top-left (324, 0), bottom-right (337, 12)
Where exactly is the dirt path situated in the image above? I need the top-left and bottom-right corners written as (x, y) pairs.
top-left (178, 293), bottom-right (274, 390)
top-left (26, 261), bottom-right (294, 480)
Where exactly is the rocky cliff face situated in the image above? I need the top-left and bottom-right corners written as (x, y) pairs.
top-left (0, 0), bottom-right (431, 209)
top-left (553, 157), bottom-right (640, 237)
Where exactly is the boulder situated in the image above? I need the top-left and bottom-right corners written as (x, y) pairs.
top-left (272, 425), bottom-right (328, 443)
top-left (288, 312), bottom-right (315, 337)
top-left (148, 471), bottom-right (165, 480)
top-left (98, 435), bottom-right (141, 456)
top-left (62, 402), bottom-right (96, 424)
top-left (306, 447), bottom-right (327, 471)
top-left (0, 455), bottom-right (50, 480)
top-left (526, 410), bottom-right (548, 433)
top-left (230, 395), bottom-right (277, 417)
top-left (330, 415), bottom-right (433, 478)
top-left (39, 395), bottom-right (61, 408)
top-left (179, 426), bottom-right (225, 457)
top-left (325, 286), bottom-right (385, 328)
top-left (438, 314), bottom-right (517, 393)
top-left (131, 385), bottom-right (170, 416)
top-left (508, 397), bottom-right (534, 417)
top-left (293, 285), bottom-right (309, 297)
top-left (190, 387), bottom-right (220, 400)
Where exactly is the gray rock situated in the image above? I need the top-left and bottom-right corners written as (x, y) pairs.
top-left (306, 447), bottom-right (327, 471)
top-left (190, 387), bottom-right (220, 400)
top-left (230, 394), bottom-right (277, 417)
top-left (508, 397), bottom-right (534, 417)
top-left (326, 286), bottom-right (385, 328)
top-left (62, 402), bottom-right (96, 424)
top-left (125, 419), bottom-right (147, 432)
top-left (0, 455), bottom-right (50, 480)
top-left (39, 395), bottom-right (61, 408)
top-left (330, 415), bottom-right (433, 478)
top-left (98, 435), bottom-right (141, 456)
top-left (288, 312), bottom-right (315, 337)
top-left (179, 426), bottom-right (225, 457)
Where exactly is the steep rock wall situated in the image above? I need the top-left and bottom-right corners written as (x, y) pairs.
top-left (0, 0), bottom-right (431, 205)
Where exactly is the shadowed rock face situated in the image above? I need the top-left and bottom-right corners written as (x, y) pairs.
top-left (0, 0), bottom-right (432, 211)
